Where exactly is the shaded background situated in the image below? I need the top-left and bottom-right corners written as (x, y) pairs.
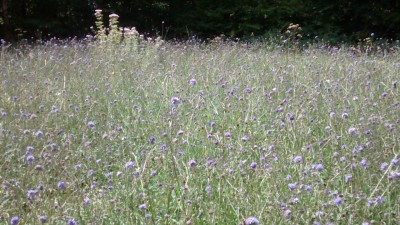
top-left (1, 0), bottom-right (399, 42)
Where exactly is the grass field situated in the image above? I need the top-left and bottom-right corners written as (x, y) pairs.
top-left (0, 36), bottom-right (399, 224)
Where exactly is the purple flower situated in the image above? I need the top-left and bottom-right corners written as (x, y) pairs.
top-left (388, 171), bottom-right (400, 180)
top-left (10, 216), bottom-right (20, 225)
top-left (315, 164), bottom-right (324, 172)
top-left (249, 162), bottom-right (257, 170)
top-left (39, 215), bottom-right (48, 223)
top-left (329, 112), bottom-right (336, 118)
top-left (138, 204), bottom-right (147, 210)
top-left (209, 121), bottom-right (216, 127)
top-left (36, 130), bottom-right (44, 137)
top-left (57, 181), bottom-right (66, 190)
top-left (170, 97), bottom-right (181, 105)
top-left (348, 127), bottom-right (358, 136)
top-left (345, 174), bottom-right (352, 183)
top-left (391, 158), bottom-right (399, 165)
top-left (26, 146), bottom-right (34, 155)
top-left (189, 78), bottom-right (197, 85)
top-left (224, 132), bottom-right (231, 138)
top-left (341, 113), bottom-right (349, 119)
top-left (205, 185), bottom-right (211, 195)
top-left (125, 161), bottom-right (135, 169)
top-left (288, 183), bottom-right (296, 190)
top-left (87, 121), bottom-right (95, 128)
top-left (84, 197), bottom-right (91, 205)
top-left (334, 196), bottom-right (343, 205)
top-left (340, 156), bottom-right (346, 162)
top-left (26, 155), bottom-right (34, 164)
top-left (177, 130), bottom-right (184, 135)
top-left (284, 209), bottom-right (292, 219)
top-left (149, 136), bottom-right (155, 144)
top-left (245, 216), bottom-right (259, 225)
top-left (27, 189), bottom-right (38, 199)
top-left (380, 162), bottom-right (389, 171)
top-left (304, 185), bottom-right (312, 193)
top-left (151, 171), bottom-right (157, 177)
top-left (293, 156), bottom-right (302, 163)
top-left (315, 211), bottom-right (324, 218)
top-left (188, 159), bottom-right (197, 168)
top-left (360, 159), bottom-right (368, 168)
top-left (67, 219), bottom-right (78, 225)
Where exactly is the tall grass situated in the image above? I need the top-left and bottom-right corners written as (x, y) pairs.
top-left (0, 35), bottom-right (399, 225)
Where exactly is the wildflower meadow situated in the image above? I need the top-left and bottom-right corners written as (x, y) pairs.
top-left (0, 12), bottom-right (399, 225)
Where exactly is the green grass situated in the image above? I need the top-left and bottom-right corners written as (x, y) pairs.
top-left (0, 38), bottom-right (399, 225)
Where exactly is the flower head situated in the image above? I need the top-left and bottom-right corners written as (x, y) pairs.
top-left (188, 159), bottom-right (197, 168)
top-left (293, 156), bottom-right (302, 163)
top-left (87, 121), bottom-right (95, 128)
top-left (39, 215), bottom-right (48, 223)
top-left (10, 216), bottom-right (20, 225)
top-left (57, 181), bottom-right (66, 190)
top-left (125, 161), bottom-right (135, 169)
top-left (138, 204), bottom-right (147, 210)
top-left (170, 97), bottom-right (181, 105)
top-left (245, 216), bottom-right (259, 225)
top-left (67, 219), bottom-right (78, 225)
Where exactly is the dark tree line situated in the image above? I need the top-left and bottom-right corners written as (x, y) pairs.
top-left (1, 0), bottom-right (399, 42)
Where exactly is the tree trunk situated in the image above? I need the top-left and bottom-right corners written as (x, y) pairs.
top-left (1, 0), bottom-right (14, 40)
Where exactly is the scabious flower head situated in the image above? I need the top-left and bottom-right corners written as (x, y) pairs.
top-left (244, 216), bottom-right (259, 225)
top-left (224, 132), bottom-right (231, 138)
top-left (10, 216), bottom-right (20, 225)
top-left (26, 155), bottom-right (34, 164)
top-left (27, 189), bottom-right (38, 199)
top-left (288, 183), bottom-right (296, 190)
top-left (360, 159), bottom-right (368, 168)
top-left (293, 156), bottom-right (302, 163)
top-left (26, 146), bottom-right (34, 155)
top-left (67, 219), bottom-right (78, 225)
top-left (125, 161), bottom-right (135, 169)
top-left (84, 197), bottom-right (90, 205)
top-left (249, 162), bottom-right (257, 169)
top-left (334, 196), bottom-right (343, 205)
top-left (189, 78), bottom-right (197, 85)
top-left (36, 130), bottom-right (44, 137)
top-left (348, 127), bottom-right (358, 136)
top-left (149, 136), bottom-right (155, 144)
top-left (380, 162), bottom-right (389, 171)
top-left (188, 159), bottom-right (197, 168)
top-left (57, 181), bottom-right (66, 190)
top-left (315, 211), bottom-right (324, 218)
top-left (138, 204), bottom-right (147, 210)
top-left (341, 113), bottom-right (349, 119)
top-left (315, 164), bottom-right (324, 172)
top-left (39, 215), bottom-right (48, 223)
top-left (345, 174), bottom-right (352, 183)
top-left (284, 209), bottom-right (292, 219)
top-left (170, 97), bottom-right (181, 105)
top-left (87, 121), bottom-right (95, 128)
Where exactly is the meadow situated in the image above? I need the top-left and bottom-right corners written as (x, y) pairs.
top-left (0, 30), bottom-right (399, 224)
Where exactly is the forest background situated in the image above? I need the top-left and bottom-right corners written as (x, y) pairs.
top-left (1, 0), bottom-right (399, 42)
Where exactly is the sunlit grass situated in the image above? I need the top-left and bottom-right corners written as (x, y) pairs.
top-left (0, 38), bottom-right (399, 224)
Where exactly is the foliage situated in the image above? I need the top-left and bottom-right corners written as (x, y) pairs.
top-left (1, 0), bottom-right (399, 41)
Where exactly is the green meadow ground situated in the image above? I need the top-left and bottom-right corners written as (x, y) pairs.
top-left (0, 38), bottom-right (399, 225)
